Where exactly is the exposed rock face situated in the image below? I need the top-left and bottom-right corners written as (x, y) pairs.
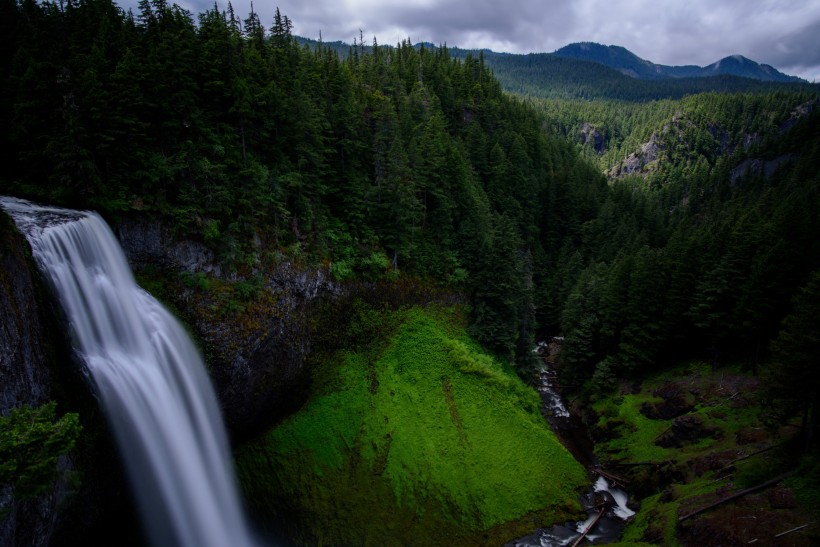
top-left (580, 122), bottom-right (606, 154)
top-left (116, 214), bottom-right (222, 276)
top-left (0, 212), bottom-right (64, 547)
top-left (730, 153), bottom-right (799, 185)
top-left (115, 215), bottom-right (337, 439)
top-left (190, 262), bottom-right (336, 439)
top-left (608, 132), bottom-right (663, 178)
top-left (0, 213), bottom-right (53, 413)
top-left (779, 98), bottom-right (818, 133)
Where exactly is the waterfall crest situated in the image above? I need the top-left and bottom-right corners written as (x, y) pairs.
top-left (1, 197), bottom-right (256, 547)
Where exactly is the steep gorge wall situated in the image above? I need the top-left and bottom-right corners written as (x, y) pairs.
top-left (0, 214), bottom-right (53, 412)
top-left (0, 209), bottom-right (341, 544)
top-left (0, 210), bottom-right (65, 546)
top-left (115, 215), bottom-right (334, 438)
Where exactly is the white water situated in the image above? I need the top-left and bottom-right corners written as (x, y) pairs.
top-left (1, 197), bottom-right (256, 547)
top-left (594, 476), bottom-right (634, 520)
top-left (533, 341), bottom-right (570, 418)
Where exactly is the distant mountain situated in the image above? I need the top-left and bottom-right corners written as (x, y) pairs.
top-left (699, 54), bottom-right (804, 82)
top-left (553, 42), bottom-right (804, 83)
top-left (448, 47), bottom-right (815, 101)
top-left (295, 37), bottom-right (815, 100)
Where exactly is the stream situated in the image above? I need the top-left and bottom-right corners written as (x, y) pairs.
top-left (505, 339), bottom-right (635, 546)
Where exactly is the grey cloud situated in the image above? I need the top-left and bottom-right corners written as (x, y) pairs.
top-left (754, 19), bottom-right (820, 74)
top-left (118, 0), bottom-right (820, 80)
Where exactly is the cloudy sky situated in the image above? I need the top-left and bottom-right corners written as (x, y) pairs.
top-left (118, 0), bottom-right (820, 82)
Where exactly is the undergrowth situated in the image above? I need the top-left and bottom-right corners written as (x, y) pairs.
top-left (236, 305), bottom-right (587, 546)
top-left (587, 361), bottom-right (820, 545)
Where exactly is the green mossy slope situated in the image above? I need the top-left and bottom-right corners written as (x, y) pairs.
top-left (236, 307), bottom-right (587, 546)
top-left (586, 362), bottom-right (820, 545)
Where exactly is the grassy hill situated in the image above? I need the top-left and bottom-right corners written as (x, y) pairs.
top-left (236, 306), bottom-right (588, 546)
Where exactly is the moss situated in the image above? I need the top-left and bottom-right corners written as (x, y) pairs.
top-left (588, 361), bottom-right (818, 545)
top-left (236, 306), bottom-right (587, 546)
top-left (593, 394), bottom-right (673, 462)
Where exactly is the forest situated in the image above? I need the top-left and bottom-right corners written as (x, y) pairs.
top-left (1, 0), bottom-right (820, 545)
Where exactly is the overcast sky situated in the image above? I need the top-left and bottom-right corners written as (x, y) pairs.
top-left (118, 0), bottom-right (820, 82)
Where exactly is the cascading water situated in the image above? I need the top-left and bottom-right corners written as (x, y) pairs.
top-left (505, 340), bottom-right (634, 546)
top-left (0, 197), bottom-right (257, 547)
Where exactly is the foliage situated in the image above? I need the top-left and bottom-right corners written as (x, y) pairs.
top-left (764, 270), bottom-right (820, 448)
top-left (589, 362), bottom-right (812, 545)
top-left (235, 306), bottom-right (587, 546)
top-left (548, 94), bottom-right (820, 396)
top-left (0, 0), bottom-right (611, 367)
top-left (0, 402), bottom-right (81, 500)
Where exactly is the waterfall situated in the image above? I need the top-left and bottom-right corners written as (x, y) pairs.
top-left (0, 197), bottom-right (256, 547)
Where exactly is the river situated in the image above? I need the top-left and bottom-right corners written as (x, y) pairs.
top-left (505, 339), bottom-right (634, 546)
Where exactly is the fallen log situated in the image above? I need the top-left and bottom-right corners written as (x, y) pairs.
top-left (608, 460), bottom-right (666, 467)
top-left (774, 523), bottom-right (810, 538)
top-left (594, 468), bottom-right (629, 485)
top-left (715, 443), bottom-right (784, 476)
top-left (570, 508), bottom-right (606, 547)
top-left (678, 471), bottom-right (797, 522)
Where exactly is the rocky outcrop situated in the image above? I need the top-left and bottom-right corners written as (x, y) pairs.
top-left (779, 98), bottom-right (819, 133)
top-left (0, 214), bottom-right (53, 413)
top-left (114, 216), bottom-right (337, 439)
top-left (188, 262), bottom-right (336, 439)
top-left (730, 153), bottom-right (799, 185)
top-left (580, 123), bottom-right (606, 154)
top-left (608, 132), bottom-right (663, 178)
top-left (116, 214), bottom-right (222, 276)
top-left (0, 212), bottom-right (65, 547)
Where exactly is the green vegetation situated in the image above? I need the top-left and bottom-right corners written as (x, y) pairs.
top-left (0, 402), bottom-right (81, 502)
top-left (587, 362), bottom-right (820, 545)
top-left (547, 92), bottom-right (820, 419)
top-left (0, 0), bottom-right (608, 369)
top-left (236, 306), bottom-right (587, 546)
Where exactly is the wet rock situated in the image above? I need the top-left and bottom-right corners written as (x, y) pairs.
top-left (1, 210), bottom-right (143, 547)
top-left (0, 212), bottom-right (63, 547)
top-left (114, 215), bottom-right (337, 439)
top-left (0, 213), bottom-right (53, 413)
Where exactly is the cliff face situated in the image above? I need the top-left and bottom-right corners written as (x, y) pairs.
top-left (0, 212), bottom-right (62, 547)
top-left (0, 213), bottom-right (53, 413)
top-left (0, 211), bottom-right (148, 547)
top-left (0, 209), bottom-right (332, 544)
top-left (115, 215), bottom-right (335, 439)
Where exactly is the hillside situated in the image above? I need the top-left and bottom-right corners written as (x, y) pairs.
top-left (294, 37), bottom-right (815, 100)
top-left (237, 306), bottom-right (587, 546)
top-left (460, 48), bottom-right (815, 100)
top-left (553, 42), bottom-right (804, 83)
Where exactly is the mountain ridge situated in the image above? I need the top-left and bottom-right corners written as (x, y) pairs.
top-left (553, 42), bottom-right (804, 83)
top-left (296, 36), bottom-right (809, 84)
